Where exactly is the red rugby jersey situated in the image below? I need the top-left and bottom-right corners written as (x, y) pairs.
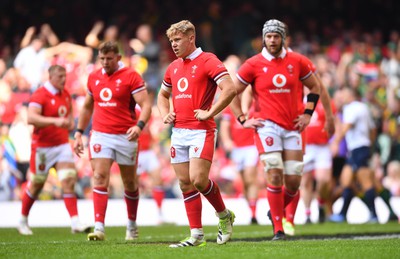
top-left (87, 66), bottom-right (146, 134)
top-left (161, 48), bottom-right (229, 130)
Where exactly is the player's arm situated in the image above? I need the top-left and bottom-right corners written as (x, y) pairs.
top-left (241, 86), bottom-right (253, 115)
top-left (75, 94), bottom-right (94, 134)
top-left (294, 73), bottom-right (320, 131)
top-left (315, 74), bottom-right (335, 137)
top-left (229, 77), bottom-right (263, 129)
top-left (126, 89), bottom-right (152, 141)
top-left (27, 105), bottom-right (69, 128)
top-left (195, 75), bottom-right (236, 120)
top-left (67, 102), bottom-right (75, 132)
top-left (219, 117), bottom-right (234, 153)
top-left (73, 94), bottom-right (94, 157)
top-left (157, 87), bottom-right (175, 124)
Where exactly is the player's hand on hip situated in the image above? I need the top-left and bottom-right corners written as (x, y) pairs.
top-left (243, 118), bottom-right (264, 129)
top-left (127, 126), bottom-right (140, 141)
top-left (162, 112), bottom-right (176, 124)
top-left (194, 109), bottom-right (210, 121)
top-left (294, 114), bottom-right (311, 132)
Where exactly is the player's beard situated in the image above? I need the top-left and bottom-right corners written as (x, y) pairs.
top-left (265, 42), bottom-right (283, 56)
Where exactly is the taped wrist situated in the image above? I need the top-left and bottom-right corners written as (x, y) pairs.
top-left (304, 93), bottom-right (319, 116)
top-left (237, 114), bottom-right (246, 125)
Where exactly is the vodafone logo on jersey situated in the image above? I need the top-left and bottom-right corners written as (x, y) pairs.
top-left (177, 78), bottom-right (189, 92)
top-left (100, 88), bottom-right (112, 101)
top-left (58, 105), bottom-right (67, 117)
top-left (272, 74), bottom-right (286, 87)
top-left (270, 74), bottom-right (290, 94)
top-left (98, 88), bottom-right (117, 107)
top-left (175, 77), bottom-right (192, 100)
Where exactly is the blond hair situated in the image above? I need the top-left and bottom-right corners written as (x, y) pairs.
top-left (48, 64), bottom-right (66, 75)
top-left (98, 41), bottom-right (119, 54)
top-left (166, 20), bottom-right (195, 39)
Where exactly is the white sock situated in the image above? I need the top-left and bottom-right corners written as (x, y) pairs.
top-left (71, 215), bottom-right (80, 227)
top-left (127, 220), bottom-right (137, 230)
top-left (216, 209), bottom-right (229, 218)
top-left (94, 222), bottom-right (105, 233)
top-left (191, 228), bottom-right (204, 239)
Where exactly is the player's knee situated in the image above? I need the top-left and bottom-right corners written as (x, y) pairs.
top-left (58, 169), bottom-right (77, 181)
top-left (260, 152), bottom-right (283, 172)
top-left (284, 160), bottom-right (304, 176)
top-left (31, 174), bottom-right (48, 184)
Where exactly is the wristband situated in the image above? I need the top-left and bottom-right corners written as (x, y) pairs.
top-left (76, 129), bottom-right (84, 134)
top-left (237, 114), bottom-right (246, 125)
top-left (304, 109), bottom-right (314, 116)
top-left (303, 93), bottom-right (319, 116)
top-left (136, 120), bottom-right (145, 130)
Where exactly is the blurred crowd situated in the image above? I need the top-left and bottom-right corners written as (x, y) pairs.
top-left (0, 1), bottom-right (400, 214)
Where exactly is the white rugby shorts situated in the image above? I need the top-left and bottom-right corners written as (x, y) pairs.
top-left (170, 128), bottom-right (217, 163)
top-left (230, 145), bottom-right (259, 171)
top-left (31, 143), bottom-right (74, 175)
top-left (137, 149), bottom-right (160, 175)
top-left (254, 120), bottom-right (302, 154)
top-left (303, 144), bottom-right (333, 173)
top-left (89, 130), bottom-right (138, 165)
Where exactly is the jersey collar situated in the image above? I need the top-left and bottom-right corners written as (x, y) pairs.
top-left (44, 81), bottom-right (60, 95)
top-left (261, 47), bottom-right (287, 61)
top-left (184, 47), bottom-right (203, 61)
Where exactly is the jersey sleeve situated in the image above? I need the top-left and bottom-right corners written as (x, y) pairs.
top-left (29, 89), bottom-right (44, 108)
top-left (161, 64), bottom-right (172, 93)
top-left (236, 60), bottom-right (254, 85)
top-left (129, 71), bottom-right (146, 95)
top-left (303, 56), bottom-right (317, 73)
top-left (298, 55), bottom-right (313, 80)
top-left (86, 73), bottom-right (94, 95)
top-left (204, 55), bottom-right (230, 83)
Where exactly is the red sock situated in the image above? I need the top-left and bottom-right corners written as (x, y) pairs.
top-left (201, 180), bottom-right (226, 213)
top-left (267, 185), bottom-right (284, 233)
top-left (63, 193), bottom-right (78, 217)
top-left (21, 189), bottom-right (35, 217)
top-left (248, 199), bottom-right (257, 218)
top-left (125, 189), bottom-right (139, 221)
top-left (317, 197), bottom-right (325, 206)
top-left (284, 188), bottom-right (300, 224)
top-left (93, 187), bottom-right (108, 224)
top-left (152, 186), bottom-right (165, 209)
top-left (183, 190), bottom-right (202, 229)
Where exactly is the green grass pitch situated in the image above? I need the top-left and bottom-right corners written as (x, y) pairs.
top-left (1, 222), bottom-right (399, 259)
